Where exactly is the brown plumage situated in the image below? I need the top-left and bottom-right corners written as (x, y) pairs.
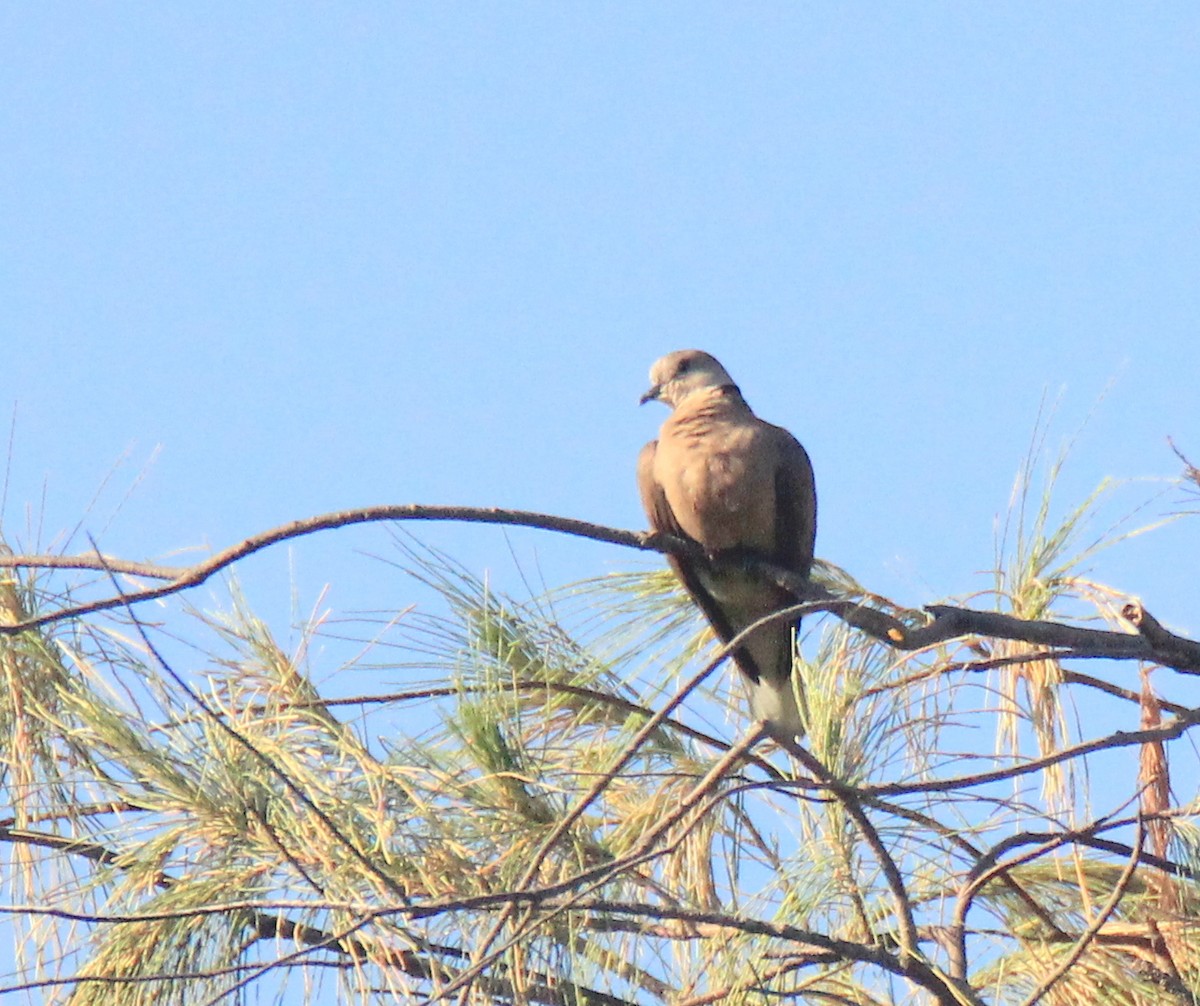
top-left (637, 349), bottom-right (817, 740)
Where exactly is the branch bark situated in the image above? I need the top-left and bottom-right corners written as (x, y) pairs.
top-left (0, 504), bottom-right (1196, 674)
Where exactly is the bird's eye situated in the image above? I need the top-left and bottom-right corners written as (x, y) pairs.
top-left (675, 359), bottom-right (691, 376)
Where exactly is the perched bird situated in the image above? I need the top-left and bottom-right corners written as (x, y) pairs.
top-left (637, 349), bottom-right (817, 741)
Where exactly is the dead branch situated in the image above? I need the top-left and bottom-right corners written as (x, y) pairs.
top-left (0, 504), bottom-right (1196, 675)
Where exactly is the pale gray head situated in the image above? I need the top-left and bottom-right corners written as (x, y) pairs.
top-left (639, 349), bottom-right (736, 409)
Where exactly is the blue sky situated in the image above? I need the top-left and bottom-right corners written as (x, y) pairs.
top-left (2, 4), bottom-right (1199, 1001)
top-left (2, 5), bottom-right (1198, 653)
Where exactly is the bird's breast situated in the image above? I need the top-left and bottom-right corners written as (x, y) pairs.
top-left (656, 422), bottom-right (776, 553)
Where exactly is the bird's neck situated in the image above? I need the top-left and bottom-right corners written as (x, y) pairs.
top-left (672, 384), bottom-right (752, 422)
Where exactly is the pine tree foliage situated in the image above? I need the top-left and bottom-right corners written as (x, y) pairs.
top-left (0, 441), bottom-right (1197, 1005)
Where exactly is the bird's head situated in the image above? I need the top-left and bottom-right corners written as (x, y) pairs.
top-left (640, 350), bottom-right (736, 409)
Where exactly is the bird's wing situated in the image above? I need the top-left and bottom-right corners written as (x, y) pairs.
top-left (767, 424), bottom-right (818, 580)
top-left (637, 438), bottom-right (744, 659)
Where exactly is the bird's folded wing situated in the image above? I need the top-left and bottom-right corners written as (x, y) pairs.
top-left (638, 438), bottom-right (768, 679)
top-left (767, 424), bottom-right (818, 580)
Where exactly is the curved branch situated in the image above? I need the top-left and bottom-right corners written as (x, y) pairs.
top-left (868, 709), bottom-right (1200, 797)
top-left (783, 742), bottom-right (920, 963)
top-left (559, 901), bottom-right (984, 1006)
top-left (0, 507), bottom-right (648, 633)
top-left (0, 504), bottom-right (1197, 675)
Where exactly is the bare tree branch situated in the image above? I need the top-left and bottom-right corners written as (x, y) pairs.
top-left (1, 504), bottom-right (1197, 675)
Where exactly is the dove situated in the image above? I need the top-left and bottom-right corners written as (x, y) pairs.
top-left (638, 349), bottom-right (816, 740)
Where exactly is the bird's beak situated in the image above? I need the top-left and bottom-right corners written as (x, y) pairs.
top-left (639, 384), bottom-right (662, 406)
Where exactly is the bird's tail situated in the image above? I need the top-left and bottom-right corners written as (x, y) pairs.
top-left (747, 663), bottom-right (805, 741)
top-left (732, 614), bottom-right (805, 741)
